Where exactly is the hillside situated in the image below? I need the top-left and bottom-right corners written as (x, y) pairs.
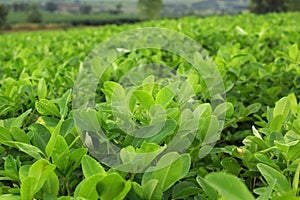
top-left (1, 0), bottom-right (250, 17)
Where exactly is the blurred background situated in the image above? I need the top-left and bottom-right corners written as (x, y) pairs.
top-left (0, 0), bottom-right (299, 32)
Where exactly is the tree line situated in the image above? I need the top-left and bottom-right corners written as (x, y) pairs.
top-left (1, 0), bottom-right (300, 29)
top-left (249, 0), bottom-right (300, 13)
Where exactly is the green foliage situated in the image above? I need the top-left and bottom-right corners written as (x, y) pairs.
top-left (27, 4), bottom-right (42, 23)
top-left (0, 12), bottom-right (300, 199)
top-left (249, 0), bottom-right (286, 13)
top-left (79, 5), bottom-right (92, 15)
top-left (284, 0), bottom-right (300, 11)
top-left (45, 2), bottom-right (58, 13)
top-left (7, 11), bottom-right (138, 25)
top-left (250, 0), bottom-right (300, 13)
top-left (138, 0), bottom-right (162, 20)
top-left (205, 173), bottom-right (255, 200)
top-left (0, 4), bottom-right (9, 28)
top-left (11, 3), bottom-right (29, 12)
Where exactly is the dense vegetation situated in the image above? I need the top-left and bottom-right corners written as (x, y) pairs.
top-left (0, 4), bottom-right (9, 28)
top-left (0, 12), bottom-right (300, 199)
top-left (250, 0), bottom-right (300, 13)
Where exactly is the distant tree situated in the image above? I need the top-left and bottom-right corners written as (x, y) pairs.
top-left (45, 2), bottom-right (58, 12)
top-left (12, 3), bottom-right (19, 11)
top-left (109, 3), bottom-right (123, 15)
top-left (0, 4), bottom-right (9, 28)
top-left (116, 3), bottom-right (123, 14)
top-left (12, 3), bottom-right (29, 12)
top-left (249, 0), bottom-right (264, 13)
top-left (138, 0), bottom-right (163, 20)
top-left (249, 0), bottom-right (297, 13)
top-left (284, 0), bottom-right (300, 11)
top-left (79, 5), bottom-right (92, 14)
top-left (27, 4), bottom-right (42, 23)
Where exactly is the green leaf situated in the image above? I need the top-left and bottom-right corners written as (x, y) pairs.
top-left (145, 119), bottom-right (177, 144)
top-left (243, 136), bottom-right (269, 149)
top-left (246, 103), bottom-right (261, 115)
top-left (67, 148), bottom-right (87, 176)
top-left (35, 99), bottom-right (61, 118)
top-left (53, 89), bottom-right (72, 118)
top-left (273, 97), bottom-right (290, 119)
top-left (0, 127), bottom-right (13, 144)
top-left (10, 127), bottom-right (30, 144)
top-left (289, 44), bottom-right (299, 61)
top-left (4, 109), bottom-right (32, 129)
top-left (103, 81), bottom-right (125, 102)
top-left (187, 73), bottom-right (200, 92)
top-left (133, 90), bottom-right (155, 110)
top-left (82, 155), bottom-right (106, 178)
top-left (130, 121), bottom-right (166, 145)
top-left (288, 93), bottom-right (297, 116)
top-left (28, 159), bottom-right (56, 189)
top-left (43, 193), bottom-right (57, 200)
top-left (38, 78), bottom-right (47, 100)
top-left (196, 176), bottom-right (218, 200)
top-left (142, 75), bottom-right (155, 94)
top-left (73, 109), bottom-right (101, 133)
top-left (118, 143), bottom-right (164, 173)
top-left (42, 171), bottom-right (59, 196)
top-left (75, 174), bottom-right (103, 200)
top-left (274, 140), bottom-right (298, 152)
top-left (270, 115), bottom-right (284, 132)
top-left (21, 159), bottom-right (56, 200)
top-left (252, 126), bottom-right (262, 139)
top-left (96, 173), bottom-right (131, 200)
top-left (51, 135), bottom-right (70, 173)
top-left (235, 26), bottom-right (248, 35)
top-left (57, 197), bottom-right (72, 200)
top-left (287, 141), bottom-right (300, 161)
top-left (221, 157), bottom-right (242, 176)
top-left (131, 182), bottom-right (144, 200)
top-left (293, 161), bottom-right (300, 191)
top-left (177, 81), bottom-right (195, 103)
top-left (205, 172), bottom-right (255, 200)
top-left (37, 116), bottom-right (59, 128)
top-left (143, 153), bottom-right (191, 192)
top-left (272, 190), bottom-right (300, 200)
top-left (19, 165), bottom-right (30, 183)
top-left (213, 102), bottom-right (234, 118)
top-left (257, 163), bottom-right (291, 192)
top-left (46, 120), bottom-right (63, 158)
top-left (30, 124), bottom-right (51, 154)
top-left (21, 177), bottom-right (38, 200)
top-left (4, 156), bottom-right (19, 180)
top-left (257, 179), bottom-right (276, 200)
top-left (194, 103), bottom-right (212, 119)
top-left (172, 181), bottom-right (201, 199)
top-left (0, 195), bottom-right (21, 200)
top-left (60, 118), bottom-right (75, 136)
top-left (254, 153), bottom-right (279, 170)
top-left (5, 141), bottom-right (44, 159)
top-left (284, 130), bottom-right (300, 143)
top-left (142, 179), bottom-right (163, 200)
top-left (116, 180), bottom-right (132, 200)
top-left (120, 146), bottom-right (136, 164)
top-left (155, 87), bottom-right (175, 107)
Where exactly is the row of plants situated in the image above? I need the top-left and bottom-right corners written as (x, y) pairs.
top-left (0, 12), bottom-right (300, 199)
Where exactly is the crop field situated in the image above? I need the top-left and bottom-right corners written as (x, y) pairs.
top-left (0, 12), bottom-right (300, 199)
